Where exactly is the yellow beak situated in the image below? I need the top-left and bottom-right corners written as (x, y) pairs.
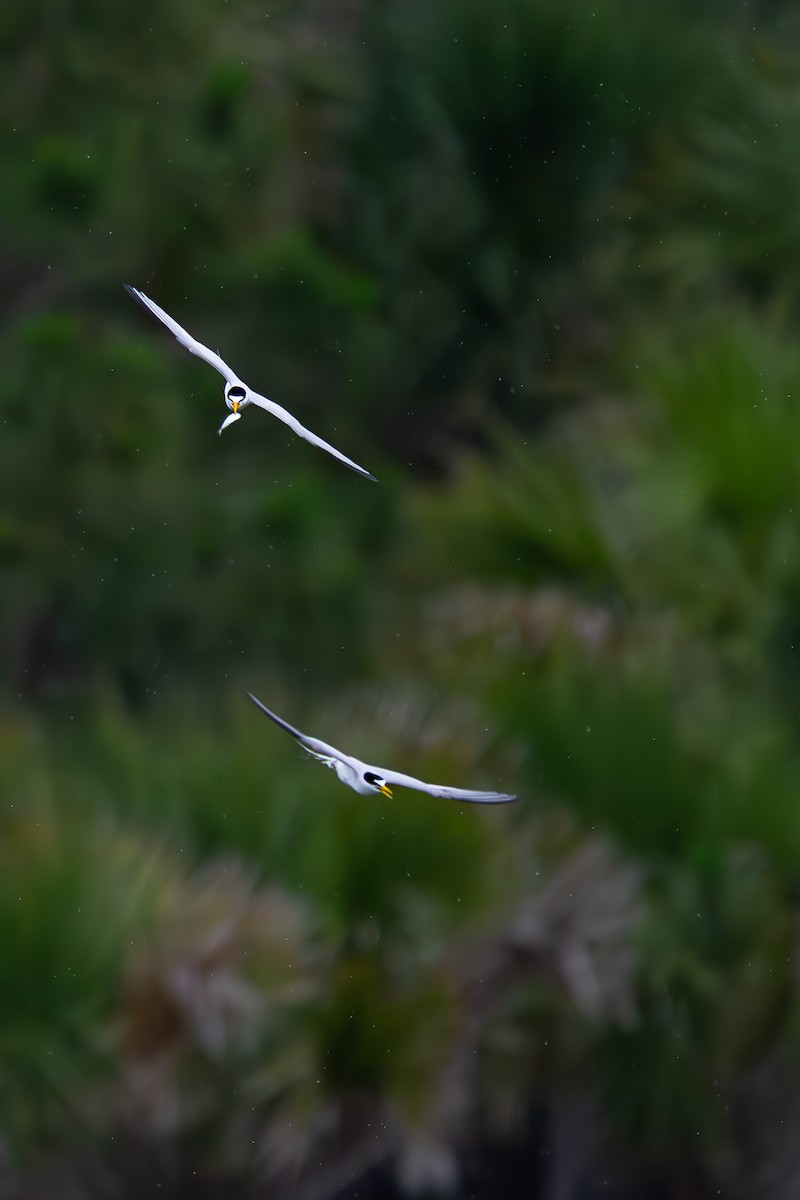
top-left (232, 399), bottom-right (239, 413)
top-left (378, 783), bottom-right (393, 798)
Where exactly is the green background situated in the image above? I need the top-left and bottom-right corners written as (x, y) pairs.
top-left (3, 1), bottom-right (800, 1195)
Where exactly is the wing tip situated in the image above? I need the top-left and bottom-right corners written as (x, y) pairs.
top-left (244, 691), bottom-right (310, 746)
top-left (124, 282), bottom-right (149, 309)
top-left (347, 461), bottom-right (379, 483)
top-left (454, 790), bottom-right (518, 805)
top-left (244, 690), bottom-right (284, 726)
top-left (244, 689), bottom-right (269, 717)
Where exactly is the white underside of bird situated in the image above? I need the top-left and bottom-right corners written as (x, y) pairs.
top-left (124, 285), bottom-right (377, 482)
top-left (246, 692), bottom-right (517, 804)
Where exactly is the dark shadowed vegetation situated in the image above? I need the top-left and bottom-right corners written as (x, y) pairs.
top-left (3, 1), bottom-right (800, 1197)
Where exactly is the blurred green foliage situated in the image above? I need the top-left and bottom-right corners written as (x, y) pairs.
top-left (4, 0), bottom-right (800, 1196)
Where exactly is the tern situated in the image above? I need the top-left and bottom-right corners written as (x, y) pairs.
top-left (124, 285), bottom-right (377, 481)
top-left (246, 692), bottom-right (518, 804)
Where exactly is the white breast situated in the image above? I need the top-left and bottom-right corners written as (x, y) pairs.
top-left (334, 759), bottom-right (372, 794)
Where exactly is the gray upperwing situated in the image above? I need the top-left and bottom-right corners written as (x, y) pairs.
top-left (245, 693), bottom-right (343, 758)
top-left (379, 766), bottom-right (518, 804)
top-left (124, 284), bottom-right (236, 384)
top-left (247, 392), bottom-right (378, 482)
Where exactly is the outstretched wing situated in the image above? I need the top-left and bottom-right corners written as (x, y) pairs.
top-left (378, 766), bottom-right (518, 805)
top-left (247, 391), bottom-right (378, 482)
top-left (245, 692), bottom-right (345, 760)
top-left (124, 285), bottom-right (237, 385)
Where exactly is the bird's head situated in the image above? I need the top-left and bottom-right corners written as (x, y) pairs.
top-left (363, 771), bottom-right (393, 798)
top-left (219, 385), bottom-right (247, 435)
top-left (225, 384), bottom-right (247, 414)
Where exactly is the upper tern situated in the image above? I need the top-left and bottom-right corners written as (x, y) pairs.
top-left (124, 285), bottom-right (377, 481)
top-left (246, 692), bottom-right (518, 805)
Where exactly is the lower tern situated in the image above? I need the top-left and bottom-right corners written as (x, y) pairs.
top-left (124, 285), bottom-right (377, 481)
top-left (246, 692), bottom-right (518, 805)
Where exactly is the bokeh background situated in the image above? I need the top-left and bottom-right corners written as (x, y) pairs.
top-left (4, 0), bottom-right (800, 1196)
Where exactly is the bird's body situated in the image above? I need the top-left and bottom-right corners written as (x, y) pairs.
top-left (124, 285), bottom-right (377, 481)
top-left (246, 692), bottom-right (518, 805)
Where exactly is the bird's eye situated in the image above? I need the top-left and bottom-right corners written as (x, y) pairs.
top-left (363, 772), bottom-right (381, 786)
top-left (228, 386), bottom-right (246, 400)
